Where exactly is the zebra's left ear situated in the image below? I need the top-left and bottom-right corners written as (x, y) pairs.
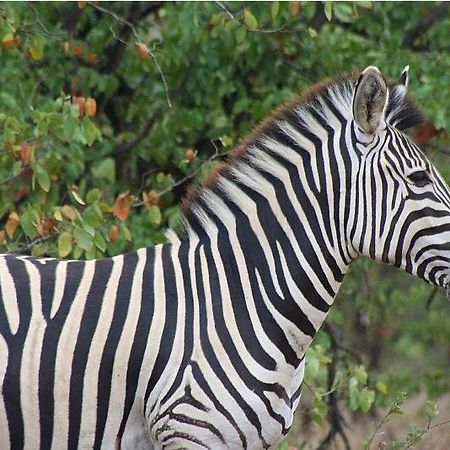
top-left (352, 66), bottom-right (388, 134)
top-left (390, 65), bottom-right (409, 104)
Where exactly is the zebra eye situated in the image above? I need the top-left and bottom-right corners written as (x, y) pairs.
top-left (408, 170), bottom-right (431, 187)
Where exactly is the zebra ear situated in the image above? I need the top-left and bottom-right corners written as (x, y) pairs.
top-left (390, 65), bottom-right (409, 105)
top-left (352, 66), bottom-right (388, 134)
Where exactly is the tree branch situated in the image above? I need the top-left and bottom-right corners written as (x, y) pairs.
top-left (403, 3), bottom-right (450, 49)
top-left (111, 106), bottom-right (162, 155)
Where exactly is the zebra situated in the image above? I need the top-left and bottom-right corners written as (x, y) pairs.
top-left (1, 65), bottom-right (450, 449)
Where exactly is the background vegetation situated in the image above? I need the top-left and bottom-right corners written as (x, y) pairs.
top-left (0, 1), bottom-right (449, 448)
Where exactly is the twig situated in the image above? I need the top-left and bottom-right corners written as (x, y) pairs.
top-left (16, 234), bottom-right (54, 254)
top-left (25, 2), bottom-right (67, 37)
top-left (213, 1), bottom-right (294, 34)
top-left (426, 286), bottom-right (439, 310)
top-left (86, 1), bottom-right (172, 108)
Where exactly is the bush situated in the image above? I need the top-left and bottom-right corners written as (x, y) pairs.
top-left (0, 2), bottom-right (449, 447)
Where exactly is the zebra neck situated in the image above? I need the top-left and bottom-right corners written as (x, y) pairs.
top-left (181, 161), bottom-right (350, 365)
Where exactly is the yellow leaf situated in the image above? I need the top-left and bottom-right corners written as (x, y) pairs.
top-left (243, 9), bottom-right (258, 30)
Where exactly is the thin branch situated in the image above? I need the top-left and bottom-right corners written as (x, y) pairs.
top-left (213, 1), bottom-right (295, 34)
top-left (110, 106), bottom-right (162, 155)
top-left (86, 1), bottom-right (171, 108)
top-left (16, 234), bottom-right (53, 254)
top-left (402, 3), bottom-right (450, 49)
top-left (22, 2), bottom-right (66, 37)
top-left (429, 419), bottom-right (450, 431)
top-left (426, 286), bottom-right (439, 310)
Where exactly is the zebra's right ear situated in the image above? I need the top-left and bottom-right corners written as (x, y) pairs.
top-left (352, 66), bottom-right (388, 134)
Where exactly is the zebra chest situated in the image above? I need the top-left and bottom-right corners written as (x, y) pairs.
top-left (147, 358), bottom-right (304, 449)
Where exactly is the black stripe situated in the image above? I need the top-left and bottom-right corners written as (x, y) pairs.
top-left (68, 258), bottom-right (113, 449)
top-left (94, 251), bottom-right (139, 448)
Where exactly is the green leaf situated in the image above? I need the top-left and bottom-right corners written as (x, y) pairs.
top-left (91, 158), bottom-right (115, 182)
top-left (81, 117), bottom-right (101, 146)
top-left (20, 210), bottom-right (39, 239)
top-left (353, 365), bottom-right (368, 384)
top-left (58, 231), bottom-right (73, 258)
top-left (243, 9), bottom-right (258, 30)
top-left (73, 244), bottom-right (84, 260)
top-left (119, 223), bottom-right (132, 242)
top-left (29, 35), bottom-right (45, 61)
top-left (359, 388), bottom-right (375, 412)
top-left (148, 205), bottom-right (162, 226)
top-left (236, 27), bottom-right (246, 44)
top-left (63, 115), bottom-right (77, 142)
top-left (310, 398), bottom-right (327, 426)
top-left (74, 227), bottom-right (93, 251)
top-left (357, 1), bottom-right (373, 9)
top-left (94, 232), bottom-right (106, 252)
top-left (271, 1), bottom-right (280, 21)
top-left (333, 3), bottom-right (355, 23)
top-left (83, 204), bottom-right (103, 228)
top-left (305, 355), bottom-right (320, 382)
top-left (425, 400), bottom-right (439, 421)
top-left (86, 188), bottom-right (101, 204)
top-left (324, 1), bottom-right (333, 21)
top-left (36, 168), bottom-right (50, 192)
top-left (376, 381), bottom-right (388, 395)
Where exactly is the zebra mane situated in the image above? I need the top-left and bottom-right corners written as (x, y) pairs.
top-left (169, 71), bottom-right (424, 241)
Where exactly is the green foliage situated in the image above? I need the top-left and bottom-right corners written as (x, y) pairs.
top-left (0, 1), bottom-right (449, 446)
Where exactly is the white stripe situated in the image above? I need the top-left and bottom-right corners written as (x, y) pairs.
top-left (21, 260), bottom-right (46, 449)
top-left (52, 260), bottom-right (96, 449)
top-left (78, 255), bottom-right (122, 448)
top-left (0, 257), bottom-right (19, 335)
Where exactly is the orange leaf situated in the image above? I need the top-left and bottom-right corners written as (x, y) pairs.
top-left (414, 122), bottom-right (437, 144)
top-left (143, 190), bottom-right (160, 207)
top-left (19, 142), bottom-right (31, 164)
top-left (135, 43), bottom-right (150, 59)
top-left (85, 97), bottom-right (97, 117)
top-left (87, 52), bottom-right (98, 65)
top-left (0, 230), bottom-right (5, 244)
top-left (73, 96), bottom-right (86, 117)
top-left (72, 45), bottom-right (83, 57)
top-left (2, 34), bottom-right (16, 48)
top-left (5, 212), bottom-right (19, 238)
top-left (108, 224), bottom-right (119, 242)
top-left (113, 191), bottom-right (130, 221)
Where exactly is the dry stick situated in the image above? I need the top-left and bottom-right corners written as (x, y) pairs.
top-left (86, 1), bottom-right (172, 108)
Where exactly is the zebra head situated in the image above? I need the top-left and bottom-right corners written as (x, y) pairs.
top-left (350, 66), bottom-right (450, 294)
